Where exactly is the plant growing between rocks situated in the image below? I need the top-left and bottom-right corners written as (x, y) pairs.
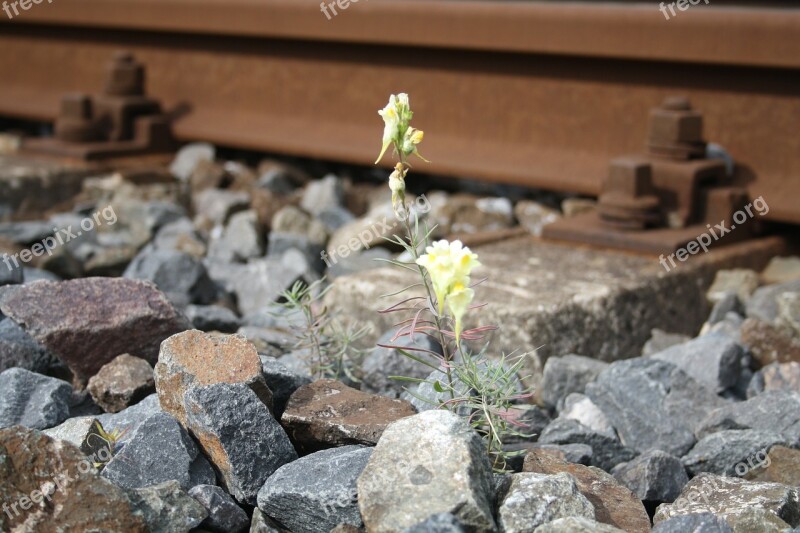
top-left (275, 278), bottom-right (370, 381)
top-left (374, 93), bottom-right (534, 471)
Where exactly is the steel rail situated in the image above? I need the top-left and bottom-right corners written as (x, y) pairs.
top-left (1, 1), bottom-right (799, 222)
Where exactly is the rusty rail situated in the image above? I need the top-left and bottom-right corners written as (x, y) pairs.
top-left (0, 0), bottom-right (799, 223)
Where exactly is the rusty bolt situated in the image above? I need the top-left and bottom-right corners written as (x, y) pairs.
top-left (647, 96), bottom-right (705, 160)
top-left (599, 158), bottom-right (662, 230)
top-left (104, 51), bottom-right (145, 97)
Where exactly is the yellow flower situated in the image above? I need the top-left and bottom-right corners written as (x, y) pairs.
top-left (376, 95), bottom-right (401, 163)
top-left (416, 239), bottom-right (480, 316)
top-left (389, 163), bottom-right (407, 216)
top-left (401, 127), bottom-right (428, 161)
top-left (447, 282), bottom-right (474, 346)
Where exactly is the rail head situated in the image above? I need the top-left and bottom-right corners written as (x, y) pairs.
top-left (1, 0), bottom-right (799, 69)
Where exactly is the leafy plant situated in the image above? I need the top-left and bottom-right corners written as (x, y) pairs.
top-left (374, 93), bottom-right (534, 471)
top-left (276, 278), bottom-right (371, 381)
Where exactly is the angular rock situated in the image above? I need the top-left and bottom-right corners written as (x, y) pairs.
top-left (259, 355), bottom-right (312, 418)
top-left (495, 472), bottom-right (594, 532)
top-left (185, 304), bottom-right (241, 333)
top-left (282, 379), bottom-right (416, 453)
top-left (707, 292), bottom-right (745, 325)
top-left (189, 484), bottom-right (249, 533)
top-left (746, 280), bottom-right (800, 323)
top-left (762, 256), bottom-right (800, 285)
top-left (778, 292), bottom-right (800, 337)
top-left (301, 174), bottom-right (344, 216)
top-left (642, 329), bottom-right (691, 357)
top-left (96, 393), bottom-right (162, 445)
top-left (611, 450), bottom-right (688, 503)
top-left (357, 410), bottom-right (497, 532)
top-left (402, 513), bottom-right (467, 533)
top-left (0, 257), bottom-right (22, 286)
top-left (534, 517), bottom-right (626, 533)
top-left (154, 330), bottom-right (273, 427)
top-left (208, 209), bottom-right (264, 262)
top-left (250, 509), bottom-right (283, 533)
top-left (0, 278), bottom-right (190, 382)
top-left (697, 390), bottom-right (800, 443)
top-left (43, 416), bottom-right (106, 458)
top-left (682, 429), bottom-right (788, 477)
top-left (650, 333), bottom-right (743, 392)
top-left (126, 480), bottom-right (208, 533)
top-left (170, 142), bottom-right (215, 181)
top-left (257, 445), bottom-right (372, 533)
top-left (123, 248), bottom-right (218, 307)
top-left (741, 318), bottom-right (800, 366)
top-left (87, 354), bottom-right (155, 414)
top-left (153, 217), bottom-right (207, 257)
top-left (0, 367), bottom-right (72, 430)
top-left (747, 362), bottom-right (800, 397)
top-left (102, 412), bottom-right (215, 490)
top-left (514, 200), bottom-right (561, 237)
top-left (661, 369), bottom-right (732, 435)
top-left (706, 269), bottom-right (760, 305)
top-left (523, 448), bottom-right (651, 533)
top-left (559, 393), bottom-right (616, 438)
top-left (540, 354), bottom-right (608, 410)
top-left (184, 382), bottom-right (297, 505)
top-left (361, 328), bottom-right (443, 399)
top-left (0, 316), bottom-right (60, 374)
top-left (529, 443), bottom-right (594, 466)
top-left (585, 358), bottom-right (698, 456)
top-left (651, 512), bottom-right (733, 533)
top-left (0, 426), bottom-right (147, 532)
top-left (193, 188), bottom-right (250, 227)
top-left (654, 473), bottom-right (800, 529)
top-left (744, 446), bottom-right (800, 487)
top-left (538, 418), bottom-right (636, 472)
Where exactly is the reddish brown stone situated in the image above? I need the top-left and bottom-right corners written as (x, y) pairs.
top-left (523, 448), bottom-right (651, 533)
top-left (744, 446), bottom-right (800, 488)
top-left (0, 426), bottom-right (147, 532)
top-left (87, 354), bottom-right (155, 413)
top-left (741, 318), bottom-right (800, 367)
top-left (0, 278), bottom-right (190, 383)
top-left (281, 379), bottom-right (416, 454)
top-left (154, 330), bottom-right (272, 426)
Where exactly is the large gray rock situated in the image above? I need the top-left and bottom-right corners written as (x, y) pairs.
top-left (534, 517), bottom-right (626, 533)
top-left (357, 410), bottom-right (497, 532)
top-left (558, 393), bottom-right (616, 438)
top-left (123, 248), bottom-right (218, 307)
top-left (102, 412), bottom-right (215, 490)
top-left (651, 512), bottom-right (733, 533)
top-left (0, 278), bottom-right (190, 382)
top-left (189, 484), bottom-right (249, 533)
top-left (183, 382), bottom-right (297, 505)
top-left (541, 354), bottom-right (608, 410)
top-left (611, 450), bottom-right (688, 503)
top-left (538, 418), bottom-right (636, 472)
top-left (697, 390), bottom-right (800, 444)
top-left (747, 280), bottom-right (800, 323)
top-left (126, 480), bottom-right (208, 533)
top-left (301, 174), bottom-right (344, 216)
top-left (654, 473), bottom-right (800, 529)
top-left (0, 317), bottom-right (60, 374)
top-left (257, 445), bottom-right (372, 533)
top-left (96, 393), bottom-right (162, 445)
top-left (585, 358), bottom-right (698, 456)
top-left (650, 333), bottom-right (743, 393)
top-left (682, 430), bottom-right (788, 477)
top-left (495, 472), bottom-right (595, 532)
top-left (642, 329), bottom-right (692, 357)
top-left (0, 367), bottom-right (72, 430)
top-left (361, 328), bottom-right (443, 399)
top-left (260, 354), bottom-right (312, 418)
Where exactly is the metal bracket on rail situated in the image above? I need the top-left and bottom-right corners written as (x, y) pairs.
top-left (543, 97), bottom-right (753, 254)
top-left (24, 52), bottom-right (174, 160)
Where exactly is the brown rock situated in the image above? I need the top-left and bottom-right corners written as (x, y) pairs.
top-left (744, 446), bottom-right (800, 487)
top-left (154, 330), bottom-right (273, 426)
top-left (0, 426), bottom-right (147, 532)
top-left (87, 354), bottom-right (155, 413)
top-left (523, 448), bottom-right (651, 533)
top-left (749, 362), bottom-right (800, 397)
top-left (741, 318), bottom-right (800, 367)
top-left (282, 379), bottom-right (416, 453)
top-left (0, 278), bottom-right (190, 383)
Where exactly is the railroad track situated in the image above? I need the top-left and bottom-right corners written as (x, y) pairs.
top-left (0, 0), bottom-right (799, 224)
